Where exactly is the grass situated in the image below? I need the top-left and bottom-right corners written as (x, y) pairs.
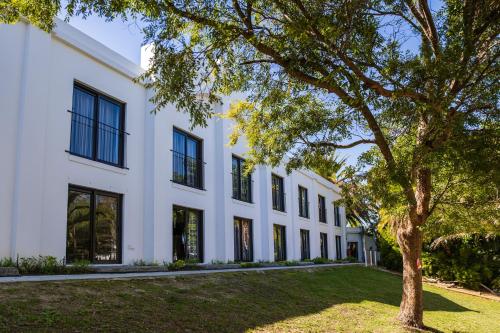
top-left (0, 266), bottom-right (498, 332)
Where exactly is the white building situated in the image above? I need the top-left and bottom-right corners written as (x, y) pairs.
top-left (0, 19), bottom-right (347, 265)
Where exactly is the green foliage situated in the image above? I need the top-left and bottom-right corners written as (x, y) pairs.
top-left (312, 257), bottom-right (332, 265)
top-left (167, 260), bottom-right (186, 271)
top-left (0, 257), bottom-right (15, 267)
top-left (14, 256), bottom-right (91, 275)
top-left (283, 260), bottom-right (300, 266)
top-left (132, 259), bottom-right (159, 266)
top-left (422, 234), bottom-right (499, 290)
top-left (377, 227), bottom-right (403, 272)
top-left (239, 262), bottom-right (262, 268)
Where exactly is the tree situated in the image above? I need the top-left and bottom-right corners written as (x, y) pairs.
top-left (2, 0), bottom-right (499, 328)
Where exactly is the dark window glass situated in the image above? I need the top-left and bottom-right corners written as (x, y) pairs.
top-left (334, 206), bottom-right (341, 226)
top-left (347, 242), bottom-right (359, 260)
top-left (70, 85), bottom-right (125, 167)
top-left (234, 218), bottom-right (253, 262)
top-left (173, 206), bottom-right (203, 262)
top-left (272, 174), bottom-right (285, 212)
top-left (273, 224), bottom-right (286, 261)
top-left (300, 229), bottom-right (310, 261)
top-left (66, 186), bottom-right (121, 264)
top-left (320, 233), bottom-right (328, 259)
top-left (336, 235), bottom-right (342, 260)
top-left (66, 189), bottom-right (91, 262)
top-left (232, 156), bottom-right (252, 202)
top-left (172, 129), bottom-right (203, 189)
top-left (318, 195), bottom-right (327, 223)
top-left (298, 186), bottom-right (309, 218)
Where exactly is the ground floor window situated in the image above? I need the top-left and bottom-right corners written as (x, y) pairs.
top-left (66, 186), bottom-right (121, 264)
top-left (347, 241), bottom-right (359, 260)
top-left (273, 224), bottom-right (286, 261)
top-left (335, 235), bottom-right (342, 260)
top-left (300, 229), bottom-right (310, 260)
top-left (173, 205), bottom-right (203, 262)
top-left (320, 232), bottom-right (328, 259)
top-left (234, 217), bottom-right (253, 262)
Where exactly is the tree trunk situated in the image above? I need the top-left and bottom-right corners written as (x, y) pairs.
top-left (397, 220), bottom-right (424, 328)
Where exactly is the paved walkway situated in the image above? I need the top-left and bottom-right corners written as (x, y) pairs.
top-left (0, 263), bottom-right (363, 283)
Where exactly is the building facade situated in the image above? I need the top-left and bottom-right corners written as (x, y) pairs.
top-left (0, 19), bottom-right (347, 265)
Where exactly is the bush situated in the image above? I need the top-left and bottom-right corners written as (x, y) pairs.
top-left (422, 234), bottom-right (499, 290)
top-left (377, 228), bottom-right (403, 272)
top-left (312, 257), bottom-right (331, 264)
top-left (132, 259), bottom-right (159, 266)
top-left (0, 257), bottom-right (15, 267)
top-left (15, 256), bottom-right (92, 275)
top-left (240, 262), bottom-right (262, 268)
top-left (283, 260), bottom-right (300, 266)
top-left (167, 260), bottom-right (186, 271)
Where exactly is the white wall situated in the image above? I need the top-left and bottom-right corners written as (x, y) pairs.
top-left (0, 20), bottom-right (348, 264)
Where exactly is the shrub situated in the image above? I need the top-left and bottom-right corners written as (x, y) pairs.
top-left (0, 257), bottom-right (15, 267)
top-left (377, 227), bottom-right (403, 272)
top-left (312, 257), bottom-right (331, 264)
top-left (240, 262), bottom-right (262, 268)
top-left (132, 259), bottom-right (159, 266)
top-left (283, 260), bottom-right (300, 266)
top-left (167, 260), bottom-right (186, 271)
top-left (17, 256), bottom-right (65, 275)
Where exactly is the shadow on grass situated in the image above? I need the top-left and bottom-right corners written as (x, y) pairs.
top-left (0, 266), bottom-right (476, 332)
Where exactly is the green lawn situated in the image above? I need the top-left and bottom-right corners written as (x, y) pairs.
top-left (0, 266), bottom-right (498, 332)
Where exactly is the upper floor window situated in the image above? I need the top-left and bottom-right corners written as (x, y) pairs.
top-left (318, 195), bottom-right (327, 223)
top-left (172, 128), bottom-right (204, 189)
top-left (298, 186), bottom-right (309, 218)
top-left (272, 174), bottom-right (285, 212)
top-left (334, 206), bottom-right (341, 226)
top-left (69, 84), bottom-right (126, 167)
top-left (232, 155), bottom-right (252, 203)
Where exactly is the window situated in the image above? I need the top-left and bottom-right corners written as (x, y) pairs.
top-left (69, 84), bottom-right (126, 167)
top-left (173, 206), bottom-right (203, 262)
top-left (234, 217), bottom-right (253, 262)
top-left (298, 186), bottom-right (309, 218)
top-left (66, 186), bottom-right (121, 264)
top-left (318, 195), bottom-right (327, 223)
top-left (347, 242), bottom-right (359, 260)
top-left (320, 233), bottom-right (328, 259)
top-left (335, 235), bottom-right (342, 260)
top-left (172, 128), bottom-right (204, 189)
top-left (271, 174), bottom-right (285, 212)
top-left (334, 206), bottom-right (341, 226)
top-left (232, 156), bottom-right (252, 202)
top-left (300, 229), bottom-right (310, 261)
top-left (273, 224), bottom-right (286, 261)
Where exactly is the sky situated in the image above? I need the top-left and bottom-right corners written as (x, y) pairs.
top-left (59, 14), bottom-right (372, 167)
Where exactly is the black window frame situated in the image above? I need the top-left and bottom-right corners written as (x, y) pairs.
top-left (271, 174), bottom-right (286, 212)
top-left (232, 155), bottom-right (252, 203)
top-left (66, 185), bottom-right (122, 264)
top-left (273, 224), bottom-right (287, 261)
top-left (335, 235), bottom-right (342, 260)
top-left (318, 195), bottom-right (327, 223)
top-left (298, 186), bottom-right (309, 218)
top-left (172, 205), bottom-right (204, 262)
top-left (172, 127), bottom-right (204, 190)
top-left (234, 217), bottom-right (254, 262)
top-left (300, 229), bottom-right (310, 261)
top-left (68, 83), bottom-right (127, 168)
top-left (334, 205), bottom-right (342, 226)
top-left (320, 232), bottom-right (328, 259)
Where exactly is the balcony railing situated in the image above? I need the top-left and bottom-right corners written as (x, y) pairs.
top-left (172, 150), bottom-right (204, 190)
top-left (68, 110), bottom-right (128, 168)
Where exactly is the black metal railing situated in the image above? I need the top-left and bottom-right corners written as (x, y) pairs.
top-left (272, 191), bottom-right (286, 212)
top-left (68, 110), bottom-right (128, 168)
top-left (231, 172), bottom-right (253, 203)
top-left (172, 150), bottom-right (204, 189)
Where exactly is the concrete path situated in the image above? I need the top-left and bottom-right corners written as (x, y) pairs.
top-left (0, 263), bottom-right (363, 283)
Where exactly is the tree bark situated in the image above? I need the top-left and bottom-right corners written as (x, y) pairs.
top-left (397, 218), bottom-right (424, 328)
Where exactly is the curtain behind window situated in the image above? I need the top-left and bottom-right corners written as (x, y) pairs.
top-left (70, 88), bottom-right (95, 158)
top-left (98, 98), bottom-right (121, 164)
